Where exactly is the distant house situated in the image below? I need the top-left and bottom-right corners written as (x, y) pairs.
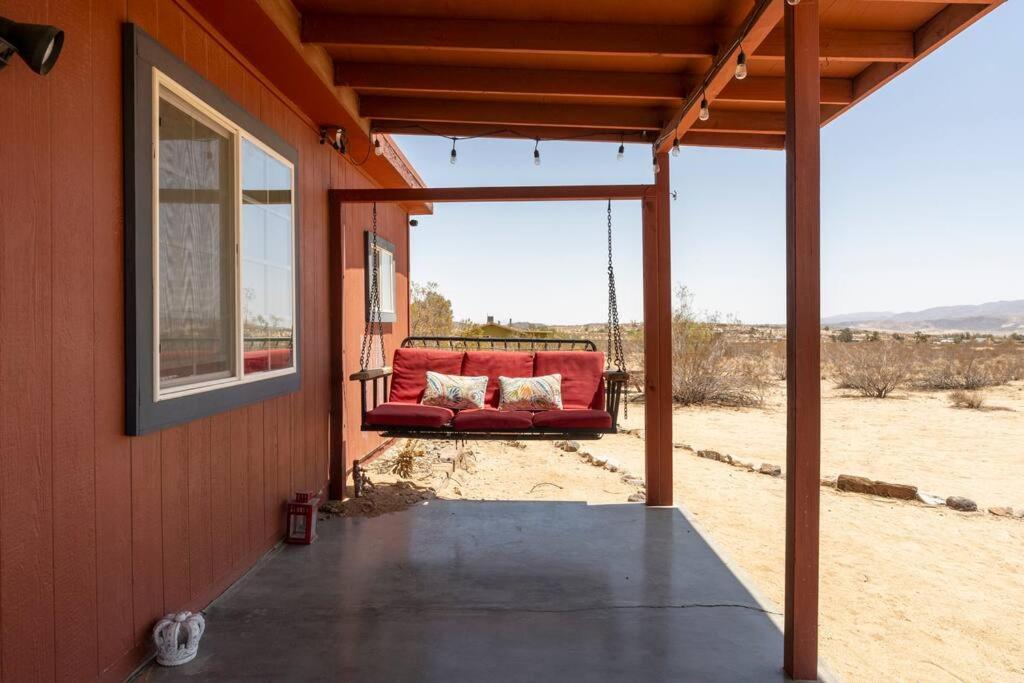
top-left (466, 316), bottom-right (555, 338)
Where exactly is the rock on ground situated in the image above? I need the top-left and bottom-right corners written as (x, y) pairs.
top-left (987, 506), bottom-right (1014, 517)
top-left (916, 492), bottom-right (945, 507)
top-left (837, 474), bottom-right (917, 500)
top-left (945, 496), bottom-right (978, 512)
top-left (759, 463), bottom-right (782, 477)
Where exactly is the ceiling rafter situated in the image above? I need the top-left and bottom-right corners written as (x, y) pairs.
top-left (361, 96), bottom-right (672, 131)
top-left (756, 27), bottom-right (914, 62)
top-left (302, 14), bottom-right (718, 57)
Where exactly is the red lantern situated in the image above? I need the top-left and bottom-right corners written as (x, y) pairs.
top-left (286, 491), bottom-right (320, 544)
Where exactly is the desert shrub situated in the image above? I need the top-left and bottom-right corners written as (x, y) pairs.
top-left (671, 288), bottom-right (767, 407)
top-left (913, 346), bottom-right (1008, 390)
top-left (763, 341), bottom-right (787, 380)
top-left (834, 328), bottom-right (855, 343)
top-left (410, 281), bottom-right (454, 337)
top-left (830, 341), bottom-right (914, 398)
top-left (389, 440), bottom-right (425, 479)
top-left (949, 390), bottom-right (985, 410)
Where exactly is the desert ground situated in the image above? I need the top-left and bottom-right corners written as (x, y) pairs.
top-left (351, 381), bottom-right (1024, 682)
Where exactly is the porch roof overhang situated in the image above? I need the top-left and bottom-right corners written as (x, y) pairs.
top-left (290, 0), bottom-right (1001, 153)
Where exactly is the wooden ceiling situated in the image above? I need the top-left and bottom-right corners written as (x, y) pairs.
top-left (293, 0), bottom-right (1003, 151)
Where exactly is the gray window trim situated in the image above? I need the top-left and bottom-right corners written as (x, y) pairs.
top-left (123, 23), bottom-right (300, 436)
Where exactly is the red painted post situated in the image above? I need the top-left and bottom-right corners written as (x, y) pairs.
top-left (784, 0), bottom-right (822, 679)
top-left (643, 154), bottom-right (673, 507)
top-left (328, 198), bottom-right (347, 500)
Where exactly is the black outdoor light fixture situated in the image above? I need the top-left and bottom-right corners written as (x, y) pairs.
top-left (0, 16), bottom-right (64, 75)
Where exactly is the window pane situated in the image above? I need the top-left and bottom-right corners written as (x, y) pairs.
top-left (241, 139), bottom-right (294, 375)
top-left (377, 247), bottom-right (395, 314)
top-left (158, 87), bottom-right (236, 391)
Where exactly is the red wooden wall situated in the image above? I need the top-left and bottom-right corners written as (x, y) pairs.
top-left (0, 0), bottom-right (409, 679)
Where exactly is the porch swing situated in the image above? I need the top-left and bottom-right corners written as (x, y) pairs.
top-left (349, 200), bottom-right (630, 442)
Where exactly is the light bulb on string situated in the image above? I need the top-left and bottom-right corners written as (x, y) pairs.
top-left (671, 137), bottom-right (680, 157)
top-left (652, 154), bottom-right (660, 174)
top-left (449, 139), bottom-right (457, 165)
top-left (699, 95), bottom-right (710, 121)
top-left (735, 49), bottom-right (748, 80)
top-left (373, 136), bottom-right (383, 156)
top-left (786, 0), bottom-right (800, 5)
top-left (617, 139), bottom-right (625, 161)
top-left (533, 139), bottom-right (541, 166)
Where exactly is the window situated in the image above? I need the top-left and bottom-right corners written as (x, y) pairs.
top-left (366, 232), bottom-right (397, 323)
top-left (125, 25), bottom-right (300, 435)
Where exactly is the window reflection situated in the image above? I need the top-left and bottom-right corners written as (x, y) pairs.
top-left (241, 139), bottom-right (295, 375)
top-left (158, 88), bottom-right (236, 390)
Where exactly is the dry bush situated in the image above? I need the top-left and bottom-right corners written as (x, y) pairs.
top-left (949, 390), bottom-right (986, 410)
top-left (389, 440), bottom-right (425, 479)
top-left (829, 341), bottom-right (914, 398)
top-left (913, 346), bottom-right (1011, 390)
top-left (671, 290), bottom-right (767, 407)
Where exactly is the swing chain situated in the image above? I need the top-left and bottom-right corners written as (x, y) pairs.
top-left (606, 200), bottom-right (627, 417)
top-left (359, 202), bottom-right (386, 371)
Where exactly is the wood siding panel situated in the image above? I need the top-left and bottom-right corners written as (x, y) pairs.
top-left (0, 1), bottom-right (56, 677)
top-left (51, 0), bottom-right (99, 679)
top-left (95, 0), bottom-right (136, 669)
top-left (0, 1), bottom-right (410, 678)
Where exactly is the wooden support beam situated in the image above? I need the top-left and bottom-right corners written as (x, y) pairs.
top-left (784, 0), bottom-right (821, 679)
top-left (641, 158), bottom-right (673, 507)
top-left (758, 27), bottom-right (914, 62)
top-left (692, 109), bottom-right (786, 134)
top-left (302, 14), bottom-right (718, 57)
top-left (682, 132), bottom-right (785, 150)
top-left (720, 77), bottom-right (852, 105)
top-left (337, 62), bottom-right (691, 101)
top-left (656, 0), bottom-right (783, 153)
top-left (330, 185), bottom-right (653, 204)
top-left (361, 96), bottom-right (669, 131)
top-left (372, 120), bottom-right (657, 144)
top-left (327, 198), bottom-right (346, 500)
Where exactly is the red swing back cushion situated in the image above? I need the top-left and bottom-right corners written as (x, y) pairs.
top-left (388, 348), bottom-right (465, 404)
top-left (533, 351), bottom-right (606, 410)
top-left (461, 351), bottom-right (534, 407)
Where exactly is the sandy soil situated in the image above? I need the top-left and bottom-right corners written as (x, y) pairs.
top-left (359, 382), bottom-right (1024, 682)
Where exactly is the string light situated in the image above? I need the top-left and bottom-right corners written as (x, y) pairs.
top-left (373, 135), bottom-right (383, 156)
top-left (533, 139), bottom-right (541, 166)
top-left (652, 153), bottom-right (660, 174)
top-left (735, 48), bottom-right (748, 80)
top-left (699, 93), bottom-right (710, 121)
top-left (449, 138), bottom-right (457, 165)
top-left (787, 0), bottom-right (800, 4)
top-left (617, 136), bottom-right (625, 161)
top-left (671, 137), bottom-right (680, 157)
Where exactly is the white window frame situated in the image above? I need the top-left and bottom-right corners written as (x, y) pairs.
top-left (365, 232), bottom-right (398, 323)
top-left (152, 68), bottom-right (298, 402)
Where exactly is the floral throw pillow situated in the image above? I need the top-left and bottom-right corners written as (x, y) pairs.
top-left (498, 374), bottom-right (563, 411)
top-left (421, 371), bottom-right (487, 410)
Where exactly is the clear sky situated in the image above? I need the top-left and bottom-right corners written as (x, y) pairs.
top-left (396, 4), bottom-right (1023, 326)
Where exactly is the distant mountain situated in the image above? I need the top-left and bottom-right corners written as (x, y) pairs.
top-left (823, 300), bottom-right (1024, 334)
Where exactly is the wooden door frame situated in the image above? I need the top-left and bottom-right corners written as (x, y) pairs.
top-left (327, 183), bottom-right (673, 510)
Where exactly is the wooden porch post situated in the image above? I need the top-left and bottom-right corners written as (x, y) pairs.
top-left (328, 199), bottom-right (346, 500)
top-left (784, 0), bottom-right (821, 679)
top-left (642, 152), bottom-right (673, 507)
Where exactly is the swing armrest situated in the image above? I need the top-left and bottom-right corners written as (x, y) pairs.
top-left (349, 366), bottom-right (392, 382)
top-left (603, 370), bottom-right (630, 429)
top-left (350, 367), bottom-right (393, 421)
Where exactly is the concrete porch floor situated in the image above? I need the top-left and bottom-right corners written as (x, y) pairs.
top-left (141, 500), bottom-right (822, 682)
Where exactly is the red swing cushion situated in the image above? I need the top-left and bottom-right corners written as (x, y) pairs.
top-left (532, 409), bottom-right (612, 430)
top-left (533, 351), bottom-right (606, 409)
top-left (365, 402), bottom-right (454, 428)
top-left (388, 348), bottom-right (465, 403)
top-left (461, 351), bottom-right (534, 407)
top-left (453, 408), bottom-right (534, 430)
